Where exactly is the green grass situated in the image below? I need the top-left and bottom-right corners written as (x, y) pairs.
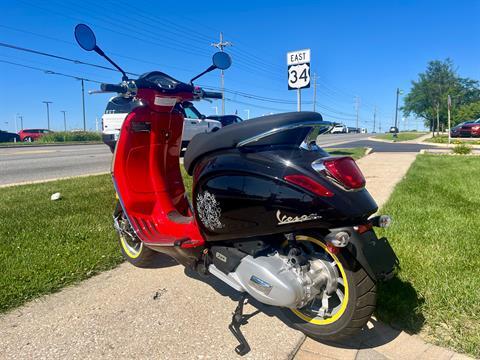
top-left (374, 132), bottom-right (427, 142)
top-left (325, 147), bottom-right (366, 160)
top-left (376, 155), bottom-right (480, 357)
top-left (38, 131), bottom-right (102, 143)
top-left (0, 175), bottom-right (122, 313)
top-left (424, 135), bottom-right (480, 145)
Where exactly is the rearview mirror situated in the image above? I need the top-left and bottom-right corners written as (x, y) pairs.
top-left (74, 24), bottom-right (97, 51)
top-left (212, 52), bottom-right (231, 70)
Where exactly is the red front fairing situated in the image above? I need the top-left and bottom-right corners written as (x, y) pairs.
top-left (112, 89), bottom-right (204, 248)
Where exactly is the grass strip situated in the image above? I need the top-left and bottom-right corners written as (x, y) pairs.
top-left (376, 154), bottom-right (480, 357)
top-left (374, 132), bottom-right (426, 142)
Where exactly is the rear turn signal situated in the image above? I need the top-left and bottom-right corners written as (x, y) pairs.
top-left (324, 157), bottom-right (366, 190)
top-left (284, 174), bottom-right (334, 197)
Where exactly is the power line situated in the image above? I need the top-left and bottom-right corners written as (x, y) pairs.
top-left (0, 41), bottom-right (140, 77)
top-left (0, 59), bottom-right (103, 83)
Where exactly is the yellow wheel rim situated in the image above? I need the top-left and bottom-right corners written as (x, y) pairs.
top-left (290, 235), bottom-right (349, 325)
top-left (120, 234), bottom-right (142, 259)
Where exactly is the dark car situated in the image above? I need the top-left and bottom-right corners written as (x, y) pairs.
top-left (451, 121), bottom-right (473, 138)
top-left (206, 115), bottom-right (243, 127)
top-left (389, 126), bottom-right (399, 133)
top-left (18, 129), bottom-right (52, 142)
top-left (459, 119), bottom-right (480, 137)
top-left (0, 130), bottom-right (20, 143)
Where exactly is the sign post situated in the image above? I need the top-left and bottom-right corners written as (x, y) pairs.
top-left (287, 49), bottom-right (311, 111)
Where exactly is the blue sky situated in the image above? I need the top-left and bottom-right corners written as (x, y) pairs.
top-left (0, 0), bottom-right (478, 132)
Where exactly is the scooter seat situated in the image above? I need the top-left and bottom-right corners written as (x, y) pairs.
top-left (184, 111), bottom-right (325, 175)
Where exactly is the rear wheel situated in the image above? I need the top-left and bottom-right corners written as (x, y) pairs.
top-left (116, 208), bottom-right (160, 268)
top-left (282, 235), bottom-right (377, 341)
top-left (23, 136), bottom-right (32, 142)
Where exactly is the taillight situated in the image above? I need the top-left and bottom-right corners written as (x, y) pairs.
top-left (323, 157), bottom-right (365, 190)
top-left (284, 174), bottom-right (334, 197)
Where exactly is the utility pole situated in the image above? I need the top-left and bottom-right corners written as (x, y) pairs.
top-left (212, 106), bottom-right (218, 115)
top-left (80, 79), bottom-right (86, 131)
top-left (42, 101), bottom-right (52, 130)
top-left (19, 115), bottom-right (23, 130)
top-left (394, 88), bottom-right (402, 139)
top-left (313, 72), bottom-right (317, 112)
top-left (373, 106), bottom-right (377, 133)
top-left (211, 32), bottom-right (232, 116)
top-left (61, 110), bottom-right (67, 131)
top-left (354, 96), bottom-right (360, 131)
top-left (244, 109), bottom-right (250, 120)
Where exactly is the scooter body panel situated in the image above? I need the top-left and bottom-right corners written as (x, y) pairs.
top-left (193, 146), bottom-right (378, 242)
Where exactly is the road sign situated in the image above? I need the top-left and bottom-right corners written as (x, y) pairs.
top-left (287, 49), bottom-right (311, 90)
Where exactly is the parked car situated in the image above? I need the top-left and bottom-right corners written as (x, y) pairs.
top-left (389, 126), bottom-right (399, 134)
top-left (360, 128), bottom-right (367, 134)
top-left (331, 124), bottom-right (348, 134)
top-left (101, 98), bottom-right (221, 152)
top-left (18, 129), bottom-right (52, 142)
top-left (459, 118), bottom-right (480, 137)
top-left (206, 114), bottom-right (243, 127)
top-left (0, 130), bottom-right (20, 143)
top-left (450, 121), bottom-right (473, 137)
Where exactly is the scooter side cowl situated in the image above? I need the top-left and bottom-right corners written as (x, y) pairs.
top-left (192, 147), bottom-right (378, 242)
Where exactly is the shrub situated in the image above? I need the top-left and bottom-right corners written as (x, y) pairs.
top-left (452, 143), bottom-right (472, 155)
top-left (38, 131), bottom-right (102, 143)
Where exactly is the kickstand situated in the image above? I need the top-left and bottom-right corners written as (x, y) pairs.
top-left (228, 294), bottom-right (252, 356)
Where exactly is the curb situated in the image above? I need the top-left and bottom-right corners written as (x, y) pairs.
top-left (0, 172), bottom-right (110, 188)
top-left (365, 147), bottom-right (373, 155)
top-left (0, 142), bottom-right (103, 149)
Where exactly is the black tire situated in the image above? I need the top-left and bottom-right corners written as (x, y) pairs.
top-left (282, 235), bottom-right (377, 341)
top-left (115, 207), bottom-right (161, 268)
top-left (23, 136), bottom-right (32, 142)
top-left (211, 127), bottom-right (220, 132)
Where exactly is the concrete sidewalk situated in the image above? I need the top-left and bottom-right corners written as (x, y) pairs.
top-left (0, 152), bottom-right (473, 359)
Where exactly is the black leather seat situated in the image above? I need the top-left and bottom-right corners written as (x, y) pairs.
top-left (184, 111), bottom-right (326, 175)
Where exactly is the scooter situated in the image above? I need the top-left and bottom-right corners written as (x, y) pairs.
top-left (74, 24), bottom-right (399, 355)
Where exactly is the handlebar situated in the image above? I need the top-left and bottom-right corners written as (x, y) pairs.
top-left (100, 83), bottom-right (127, 93)
top-left (203, 91), bottom-right (222, 99)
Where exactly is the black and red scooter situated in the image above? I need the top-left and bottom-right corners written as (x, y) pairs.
top-left (75, 24), bottom-right (398, 355)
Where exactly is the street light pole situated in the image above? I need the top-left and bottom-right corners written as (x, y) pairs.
top-left (81, 79), bottom-right (86, 131)
top-left (42, 101), bottom-right (52, 130)
top-left (244, 109), bottom-right (250, 120)
top-left (61, 111), bottom-right (67, 131)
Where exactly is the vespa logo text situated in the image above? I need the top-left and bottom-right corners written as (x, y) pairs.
top-left (276, 210), bottom-right (321, 225)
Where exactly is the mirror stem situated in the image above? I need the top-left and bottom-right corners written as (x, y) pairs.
top-left (190, 65), bottom-right (216, 84)
top-left (94, 46), bottom-right (128, 81)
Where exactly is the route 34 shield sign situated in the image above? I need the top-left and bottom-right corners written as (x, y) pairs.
top-left (287, 49), bottom-right (311, 90)
top-left (288, 63), bottom-right (310, 89)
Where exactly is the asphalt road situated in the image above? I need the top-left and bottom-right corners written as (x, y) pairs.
top-left (0, 144), bottom-right (112, 186)
top-left (0, 133), bottom-right (438, 186)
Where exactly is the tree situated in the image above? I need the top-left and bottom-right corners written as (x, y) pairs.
top-left (402, 59), bottom-right (480, 133)
top-left (454, 101), bottom-right (480, 123)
